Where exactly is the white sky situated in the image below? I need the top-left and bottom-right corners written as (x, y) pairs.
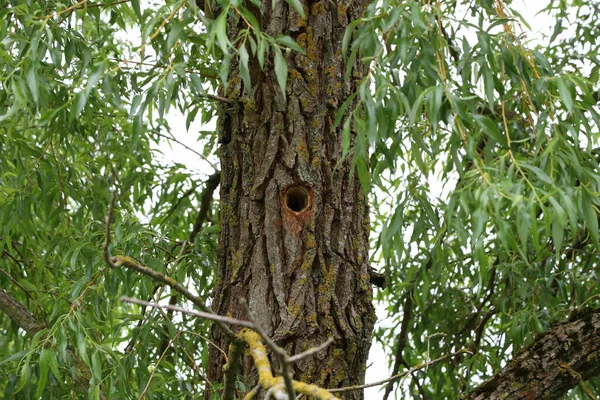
top-left (152, 1), bottom-right (554, 398)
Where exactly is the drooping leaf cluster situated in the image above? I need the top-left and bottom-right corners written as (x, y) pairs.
top-left (0, 0), bottom-right (221, 397)
top-left (347, 0), bottom-right (600, 397)
top-left (0, 0), bottom-right (599, 398)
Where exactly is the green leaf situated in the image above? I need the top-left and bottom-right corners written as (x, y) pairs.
top-left (255, 37), bottom-right (268, 70)
top-left (49, 351), bottom-right (60, 379)
top-left (71, 91), bottom-right (88, 121)
top-left (581, 190), bottom-right (599, 247)
top-left (342, 117), bottom-right (351, 159)
top-left (36, 349), bottom-right (50, 398)
top-left (26, 66), bottom-right (39, 104)
top-left (473, 114), bottom-right (507, 147)
top-left (17, 358), bottom-right (30, 391)
top-left (131, 0), bottom-right (142, 20)
top-left (552, 220), bottom-right (564, 255)
top-left (482, 65), bottom-right (495, 108)
top-left (548, 196), bottom-right (567, 226)
top-left (426, 85), bottom-right (444, 133)
top-left (556, 76), bottom-right (574, 113)
top-left (239, 45), bottom-right (251, 94)
top-left (86, 63), bottom-right (104, 95)
top-left (342, 19), bottom-right (362, 59)
top-left (273, 47), bottom-right (287, 98)
top-left (355, 156), bottom-right (370, 193)
top-left (0, 102), bottom-right (18, 122)
top-left (334, 92), bottom-right (357, 128)
top-left (77, 331), bottom-right (89, 365)
top-left (238, 7), bottom-right (261, 32)
top-left (0, 350), bottom-right (29, 367)
top-left (275, 35), bottom-right (305, 54)
top-left (520, 163), bottom-right (553, 185)
top-left (215, 12), bottom-right (229, 53)
top-left (167, 21), bottom-right (185, 49)
top-left (284, 0), bottom-right (305, 19)
top-left (91, 351), bottom-right (102, 380)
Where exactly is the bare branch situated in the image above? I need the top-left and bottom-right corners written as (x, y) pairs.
top-left (330, 348), bottom-right (472, 393)
top-left (287, 337), bottom-right (334, 364)
top-left (120, 296), bottom-right (252, 331)
top-left (114, 258), bottom-right (235, 339)
top-left (238, 329), bottom-right (339, 400)
top-left (242, 384), bottom-right (261, 400)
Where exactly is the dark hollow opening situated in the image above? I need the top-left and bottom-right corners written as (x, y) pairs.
top-left (285, 186), bottom-right (310, 212)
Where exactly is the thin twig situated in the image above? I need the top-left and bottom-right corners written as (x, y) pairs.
top-left (329, 348), bottom-right (472, 393)
top-left (196, 93), bottom-right (234, 104)
top-left (287, 337), bottom-right (334, 364)
top-left (38, 0), bottom-right (88, 19)
top-left (154, 130), bottom-right (219, 170)
top-left (138, 2), bottom-right (186, 54)
top-left (112, 257), bottom-right (236, 339)
top-left (120, 297), bottom-right (253, 330)
top-left (139, 331), bottom-right (184, 400)
top-left (242, 384), bottom-right (262, 400)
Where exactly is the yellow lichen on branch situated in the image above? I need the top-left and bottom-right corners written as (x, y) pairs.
top-left (237, 329), bottom-right (339, 400)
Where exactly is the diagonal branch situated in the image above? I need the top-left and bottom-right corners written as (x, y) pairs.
top-left (111, 256), bottom-right (236, 340)
top-left (331, 348), bottom-right (472, 393)
top-left (121, 297), bottom-right (339, 400)
top-left (0, 289), bottom-right (105, 399)
top-left (0, 289), bottom-right (46, 335)
top-left (466, 308), bottom-right (600, 400)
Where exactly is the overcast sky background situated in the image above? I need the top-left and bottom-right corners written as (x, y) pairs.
top-left (149, 1), bottom-right (555, 397)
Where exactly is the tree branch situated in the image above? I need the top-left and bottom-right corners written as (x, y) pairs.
top-left (466, 308), bottom-right (600, 399)
top-left (0, 289), bottom-right (46, 335)
top-left (0, 289), bottom-right (105, 399)
top-left (112, 258), bottom-right (237, 340)
top-left (121, 297), bottom-right (338, 400)
top-left (331, 348), bottom-right (472, 393)
top-left (222, 338), bottom-right (246, 400)
top-left (238, 329), bottom-right (339, 400)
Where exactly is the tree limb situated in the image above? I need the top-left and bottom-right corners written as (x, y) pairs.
top-left (0, 289), bottom-right (46, 335)
top-left (0, 289), bottom-right (105, 399)
top-left (466, 308), bottom-right (600, 399)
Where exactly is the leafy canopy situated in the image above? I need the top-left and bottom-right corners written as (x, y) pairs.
top-left (0, 0), bottom-right (599, 398)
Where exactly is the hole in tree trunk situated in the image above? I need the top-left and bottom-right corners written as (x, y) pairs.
top-left (285, 186), bottom-right (310, 213)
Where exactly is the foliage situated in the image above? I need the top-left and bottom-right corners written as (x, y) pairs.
top-left (0, 0), bottom-right (599, 398)
top-left (359, 1), bottom-right (600, 398)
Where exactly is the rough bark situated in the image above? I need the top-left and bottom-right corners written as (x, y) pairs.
top-left (0, 289), bottom-right (46, 335)
top-left (206, 0), bottom-right (376, 397)
top-left (467, 308), bottom-right (600, 399)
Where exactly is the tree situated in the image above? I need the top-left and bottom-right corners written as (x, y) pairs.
top-left (0, 0), bottom-right (599, 398)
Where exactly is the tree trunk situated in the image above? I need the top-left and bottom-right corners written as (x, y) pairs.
top-left (467, 308), bottom-right (600, 399)
top-left (206, 0), bottom-right (376, 397)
